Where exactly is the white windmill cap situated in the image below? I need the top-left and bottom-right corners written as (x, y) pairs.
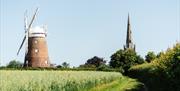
top-left (29, 26), bottom-right (47, 37)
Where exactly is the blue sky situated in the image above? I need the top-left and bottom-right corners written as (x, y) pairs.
top-left (0, 0), bottom-right (179, 66)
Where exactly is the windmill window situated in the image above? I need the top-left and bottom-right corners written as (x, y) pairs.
top-left (35, 49), bottom-right (39, 53)
top-left (26, 60), bottom-right (28, 64)
top-left (34, 40), bottom-right (38, 44)
top-left (45, 60), bottom-right (48, 64)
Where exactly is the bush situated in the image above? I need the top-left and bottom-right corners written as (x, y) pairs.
top-left (128, 43), bottom-right (180, 91)
top-left (6, 60), bottom-right (23, 68)
top-left (145, 51), bottom-right (156, 63)
top-left (96, 64), bottom-right (124, 72)
top-left (154, 43), bottom-right (180, 90)
top-left (128, 63), bottom-right (169, 91)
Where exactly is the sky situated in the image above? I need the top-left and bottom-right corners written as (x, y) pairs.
top-left (0, 0), bottom-right (179, 67)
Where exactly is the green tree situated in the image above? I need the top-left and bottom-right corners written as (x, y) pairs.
top-left (62, 62), bottom-right (70, 68)
top-left (96, 64), bottom-right (111, 71)
top-left (156, 52), bottom-right (164, 58)
top-left (56, 65), bottom-right (62, 68)
top-left (128, 43), bottom-right (180, 91)
top-left (155, 43), bottom-right (180, 90)
top-left (7, 60), bottom-right (22, 68)
top-left (109, 49), bottom-right (144, 73)
top-left (145, 51), bottom-right (156, 63)
top-left (85, 56), bottom-right (106, 68)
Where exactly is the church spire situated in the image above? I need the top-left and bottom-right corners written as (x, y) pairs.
top-left (124, 14), bottom-right (135, 51)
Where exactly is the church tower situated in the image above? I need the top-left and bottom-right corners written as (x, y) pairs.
top-left (124, 14), bottom-right (136, 51)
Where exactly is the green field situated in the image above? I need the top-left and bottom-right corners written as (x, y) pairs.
top-left (0, 70), bottom-right (143, 91)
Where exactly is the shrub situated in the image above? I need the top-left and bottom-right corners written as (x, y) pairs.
top-left (145, 51), bottom-right (156, 63)
top-left (6, 60), bottom-right (23, 68)
top-left (128, 43), bottom-right (180, 91)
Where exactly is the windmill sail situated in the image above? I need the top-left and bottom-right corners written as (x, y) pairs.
top-left (28, 8), bottom-right (38, 30)
top-left (24, 10), bottom-right (28, 31)
top-left (17, 35), bottom-right (26, 55)
top-left (17, 8), bottom-right (39, 56)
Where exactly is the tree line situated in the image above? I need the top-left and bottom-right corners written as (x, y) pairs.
top-left (2, 43), bottom-right (179, 91)
top-left (1, 47), bottom-right (159, 73)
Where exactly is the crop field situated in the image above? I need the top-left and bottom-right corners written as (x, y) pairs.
top-left (0, 70), bottom-right (142, 91)
top-left (0, 71), bottom-right (121, 91)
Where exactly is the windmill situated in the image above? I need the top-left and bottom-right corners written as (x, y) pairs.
top-left (17, 8), bottom-right (50, 67)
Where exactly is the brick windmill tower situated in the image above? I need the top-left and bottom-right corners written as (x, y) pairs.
top-left (17, 8), bottom-right (50, 67)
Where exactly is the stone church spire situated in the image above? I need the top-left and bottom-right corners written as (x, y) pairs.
top-left (124, 14), bottom-right (135, 51)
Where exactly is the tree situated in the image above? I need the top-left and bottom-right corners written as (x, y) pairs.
top-left (62, 62), bottom-right (70, 68)
top-left (145, 51), bottom-right (156, 63)
top-left (96, 64), bottom-right (110, 71)
top-left (7, 60), bottom-right (22, 68)
top-left (109, 49), bottom-right (144, 73)
top-left (155, 43), bottom-right (180, 90)
top-left (56, 65), bottom-right (62, 68)
top-left (84, 56), bottom-right (106, 68)
top-left (156, 52), bottom-right (164, 58)
top-left (128, 43), bottom-right (180, 91)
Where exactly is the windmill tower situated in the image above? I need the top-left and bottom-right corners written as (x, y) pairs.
top-left (17, 8), bottom-right (50, 67)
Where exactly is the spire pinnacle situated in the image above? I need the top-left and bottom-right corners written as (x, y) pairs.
top-left (128, 13), bottom-right (130, 25)
top-left (124, 14), bottom-right (135, 51)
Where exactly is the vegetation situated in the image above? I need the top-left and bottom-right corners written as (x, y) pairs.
top-left (61, 62), bottom-right (70, 68)
top-left (109, 49), bottom-right (144, 73)
top-left (6, 60), bottom-right (22, 68)
top-left (128, 43), bottom-right (180, 91)
top-left (90, 76), bottom-right (145, 91)
top-left (1, 41), bottom-right (179, 91)
top-left (145, 51), bottom-right (156, 63)
top-left (0, 71), bottom-right (143, 91)
top-left (79, 56), bottom-right (106, 68)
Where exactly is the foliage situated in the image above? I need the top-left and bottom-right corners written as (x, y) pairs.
top-left (109, 49), bottom-right (144, 73)
top-left (153, 43), bottom-right (180, 90)
top-left (0, 71), bottom-right (123, 91)
top-left (61, 62), bottom-right (70, 68)
top-left (56, 65), bottom-right (62, 68)
top-left (128, 63), bottom-right (165, 91)
top-left (145, 51), bottom-right (156, 63)
top-left (80, 56), bottom-right (106, 68)
top-left (156, 52), bottom-right (164, 58)
top-left (79, 64), bottom-right (96, 68)
top-left (6, 60), bottom-right (23, 68)
top-left (86, 56), bottom-right (106, 67)
top-left (96, 64), bottom-right (109, 71)
top-left (128, 43), bottom-right (180, 91)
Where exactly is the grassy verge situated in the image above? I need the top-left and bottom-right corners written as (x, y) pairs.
top-left (89, 76), bottom-right (145, 91)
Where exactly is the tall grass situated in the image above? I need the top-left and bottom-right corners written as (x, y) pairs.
top-left (0, 70), bottom-right (122, 91)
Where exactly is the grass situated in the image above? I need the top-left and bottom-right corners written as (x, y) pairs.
top-left (90, 76), bottom-right (144, 91)
top-left (0, 70), bottom-right (121, 91)
top-left (0, 70), bottom-right (143, 91)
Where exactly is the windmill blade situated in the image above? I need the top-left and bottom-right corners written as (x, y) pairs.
top-left (17, 8), bottom-right (38, 55)
top-left (17, 35), bottom-right (26, 55)
top-left (24, 10), bottom-right (28, 31)
top-left (27, 8), bottom-right (39, 31)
